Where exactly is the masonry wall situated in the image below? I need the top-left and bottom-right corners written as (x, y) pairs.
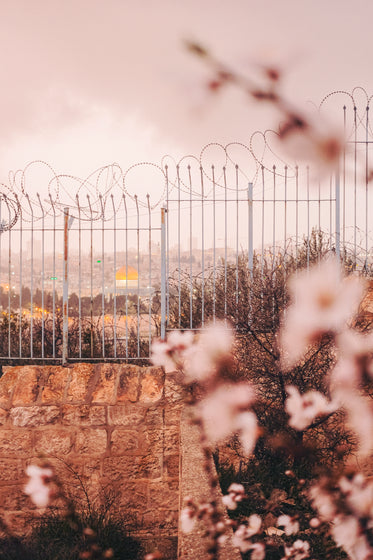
top-left (0, 363), bottom-right (183, 559)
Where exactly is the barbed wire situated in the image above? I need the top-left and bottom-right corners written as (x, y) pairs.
top-left (0, 89), bottom-right (372, 231)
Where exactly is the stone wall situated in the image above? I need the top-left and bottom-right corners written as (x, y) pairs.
top-left (0, 363), bottom-right (183, 559)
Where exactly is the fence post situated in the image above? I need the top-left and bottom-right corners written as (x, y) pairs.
top-left (248, 182), bottom-right (253, 277)
top-left (160, 205), bottom-right (167, 341)
top-left (62, 207), bottom-right (69, 365)
top-left (335, 162), bottom-right (340, 262)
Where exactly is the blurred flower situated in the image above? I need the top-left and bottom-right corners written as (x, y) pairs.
top-left (222, 483), bottom-right (246, 510)
top-left (232, 515), bottom-right (262, 552)
top-left (180, 506), bottom-right (196, 533)
top-left (183, 322), bottom-right (234, 383)
top-left (24, 464), bottom-right (53, 508)
top-left (277, 514), bottom-right (299, 536)
top-left (151, 330), bottom-right (194, 373)
top-left (285, 385), bottom-right (336, 431)
top-left (282, 539), bottom-right (310, 560)
top-left (198, 383), bottom-right (257, 452)
top-left (280, 259), bottom-right (365, 368)
top-left (332, 515), bottom-right (371, 560)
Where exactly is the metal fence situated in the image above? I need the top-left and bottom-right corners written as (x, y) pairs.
top-left (0, 88), bottom-right (372, 363)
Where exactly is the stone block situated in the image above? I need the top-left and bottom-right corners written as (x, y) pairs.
top-left (75, 429), bottom-right (107, 455)
top-left (139, 367), bottom-right (164, 403)
top-left (0, 367), bottom-right (20, 407)
top-left (110, 428), bottom-right (146, 456)
top-left (61, 404), bottom-right (106, 426)
top-left (34, 429), bottom-right (74, 456)
top-left (0, 408), bottom-right (7, 425)
top-left (12, 366), bottom-right (44, 405)
top-left (91, 363), bottom-right (116, 404)
top-left (0, 429), bottom-right (33, 456)
top-left (103, 454), bottom-right (162, 480)
top-left (108, 404), bottom-right (145, 426)
top-left (10, 405), bottom-right (60, 427)
top-left (148, 481), bottom-right (179, 510)
top-left (0, 458), bottom-right (25, 481)
top-left (144, 406), bottom-right (164, 428)
top-left (164, 454), bottom-right (179, 478)
top-left (116, 366), bottom-right (140, 402)
top-left (0, 485), bottom-right (31, 511)
top-left (66, 363), bottom-right (95, 403)
top-left (41, 366), bottom-right (69, 403)
top-left (163, 429), bottom-right (180, 454)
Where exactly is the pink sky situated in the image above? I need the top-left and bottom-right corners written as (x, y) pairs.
top-left (0, 0), bottom-right (372, 188)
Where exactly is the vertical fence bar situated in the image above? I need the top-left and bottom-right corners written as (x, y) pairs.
top-left (354, 105), bottom-right (357, 267)
top-left (99, 195), bottom-right (105, 358)
top-left (284, 166), bottom-right (288, 267)
top-left (342, 105), bottom-right (346, 259)
top-left (123, 195), bottom-right (129, 359)
top-left (147, 194), bottom-right (152, 351)
top-left (26, 195), bottom-right (34, 359)
top-left (62, 207), bottom-right (69, 365)
top-left (17, 196), bottom-right (22, 358)
top-left (201, 166), bottom-right (205, 327)
top-left (111, 195), bottom-right (117, 358)
top-left (76, 195), bottom-right (82, 359)
top-left (188, 166), bottom-right (193, 329)
top-left (135, 195), bottom-right (140, 357)
top-left (165, 166), bottom-right (170, 330)
top-left (177, 166), bottom-right (181, 328)
top-left (365, 105), bottom-right (369, 270)
top-left (49, 195), bottom-right (56, 358)
top-left (335, 160), bottom-right (341, 263)
top-left (261, 166), bottom-right (265, 276)
top-left (295, 166), bottom-right (299, 268)
top-left (248, 182), bottom-right (253, 325)
top-left (161, 205), bottom-right (166, 340)
top-left (235, 165), bottom-right (239, 325)
top-left (212, 166), bottom-right (216, 323)
top-left (306, 168), bottom-right (310, 269)
top-left (223, 167), bottom-right (228, 323)
top-left (6, 198), bottom-right (11, 358)
top-left (37, 194), bottom-right (45, 359)
top-left (87, 196), bottom-right (94, 359)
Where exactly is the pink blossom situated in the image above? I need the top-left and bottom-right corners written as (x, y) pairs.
top-left (277, 514), bottom-right (299, 536)
top-left (222, 483), bottom-right (246, 510)
top-left (198, 383), bottom-right (257, 452)
top-left (24, 464), bottom-right (53, 508)
top-left (151, 330), bottom-right (194, 373)
top-left (232, 515), bottom-right (262, 552)
top-left (183, 322), bottom-right (234, 382)
top-left (332, 515), bottom-right (372, 560)
top-left (330, 330), bottom-right (373, 392)
top-left (280, 259), bottom-right (365, 369)
top-left (180, 506), bottom-right (196, 533)
top-left (338, 474), bottom-right (373, 519)
top-left (309, 484), bottom-right (336, 521)
top-left (285, 385), bottom-right (336, 431)
top-left (334, 390), bottom-right (373, 456)
top-left (282, 539), bottom-right (310, 560)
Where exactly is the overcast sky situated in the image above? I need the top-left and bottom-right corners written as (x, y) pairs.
top-left (0, 0), bottom-right (372, 192)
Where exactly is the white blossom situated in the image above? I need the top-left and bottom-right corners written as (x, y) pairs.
top-left (198, 383), bottom-right (257, 452)
top-left (285, 385), bottom-right (336, 430)
top-left (180, 506), bottom-right (196, 533)
top-left (232, 515), bottom-right (262, 552)
top-left (280, 259), bottom-right (365, 368)
top-left (282, 539), bottom-right (310, 560)
top-left (24, 465), bottom-right (53, 508)
top-left (277, 514), bottom-right (299, 535)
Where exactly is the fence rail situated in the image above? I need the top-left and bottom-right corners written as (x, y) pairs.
top-left (0, 88), bottom-right (372, 363)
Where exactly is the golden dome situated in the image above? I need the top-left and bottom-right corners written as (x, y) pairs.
top-left (116, 265), bottom-right (138, 281)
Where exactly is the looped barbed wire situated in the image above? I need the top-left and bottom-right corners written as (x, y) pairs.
top-left (0, 88), bottom-right (371, 230)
